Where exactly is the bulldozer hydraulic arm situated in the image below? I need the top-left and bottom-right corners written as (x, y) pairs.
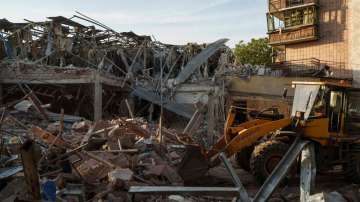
top-left (208, 119), bottom-right (271, 157)
top-left (208, 118), bottom-right (292, 158)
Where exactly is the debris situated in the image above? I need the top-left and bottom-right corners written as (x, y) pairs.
top-left (71, 120), bottom-right (92, 133)
top-left (309, 192), bottom-right (348, 202)
top-left (168, 195), bottom-right (187, 202)
top-left (20, 139), bottom-right (41, 200)
top-left (0, 165), bottom-right (23, 179)
top-left (31, 126), bottom-right (67, 148)
top-left (13, 100), bottom-right (32, 112)
top-left (0, 10), bottom-right (357, 202)
top-left (108, 168), bottom-right (133, 182)
top-left (41, 180), bottom-right (57, 202)
top-left (0, 178), bottom-right (29, 201)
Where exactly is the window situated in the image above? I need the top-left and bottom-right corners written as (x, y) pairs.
top-left (284, 6), bottom-right (316, 28)
top-left (329, 91), bottom-right (343, 132)
top-left (267, 14), bottom-right (275, 32)
top-left (287, 0), bottom-right (304, 7)
top-left (346, 91), bottom-right (360, 135)
top-left (266, 13), bottom-right (285, 32)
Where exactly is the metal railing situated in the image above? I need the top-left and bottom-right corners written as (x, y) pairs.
top-left (269, 58), bottom-right (353, 79)
top-left (269, 0), bottom-right (318, 13)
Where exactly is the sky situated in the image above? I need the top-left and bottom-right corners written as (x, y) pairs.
top-left (1, 0), bottom-right (268, 47)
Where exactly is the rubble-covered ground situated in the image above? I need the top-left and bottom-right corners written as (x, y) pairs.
top-left (0, 97), bottom-right (359, 202)
top-left (0, 13), bottom-right (359, 202)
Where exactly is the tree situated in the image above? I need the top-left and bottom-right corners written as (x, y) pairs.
top-left (234, 38), bottom-right (272, 66)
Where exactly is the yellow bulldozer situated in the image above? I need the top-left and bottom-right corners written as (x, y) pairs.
top-left (179, 79), bottom-right (360, 184)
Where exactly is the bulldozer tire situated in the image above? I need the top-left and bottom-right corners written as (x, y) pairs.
top-left (235, 146), bottom-right (253, 172)
top-left (345, 153), bottom-right (360, 184)
top-left (250, 140), bottom-right (289, 184)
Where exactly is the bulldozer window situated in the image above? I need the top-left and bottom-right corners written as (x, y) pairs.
top-left (329, 91), bottom-right (343, 132)
top-left (291, 84), bottom-right (320, 120)
top-left (345, 91), bottom-right (360, 135)
top-left (311, 87), bottom-right (327, 118)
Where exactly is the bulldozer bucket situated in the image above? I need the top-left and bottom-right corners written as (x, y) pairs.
top-left (178, 145), bottom-right (210, 183)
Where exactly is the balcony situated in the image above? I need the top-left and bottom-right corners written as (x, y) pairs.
top-left (269, 58), bottom-right (353, 79)
top-left (269, 0), bottom-right (318, 14)
top-left (268, 25), bottom-right (318, 45)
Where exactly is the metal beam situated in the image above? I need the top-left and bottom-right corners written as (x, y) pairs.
top-left (0, 166), bottom-right (23, 179)
top-left (132, 86), bottom-right (195, 118)
top-left (183, 109), bottom-right (201, 134)
top-left (128, 186), bottom-right (240, 197)
top-left (219, 153), bottom-right (251, 202)
top-left (174, 38), bottom-right (228, 85)
top-left (128, 152), bottom-right (249, 201)
top-left (253, 137), bottom-right (311, 202)
top-left (300, 143), bottom-right (316, 202)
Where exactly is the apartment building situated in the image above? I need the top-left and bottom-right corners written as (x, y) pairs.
top-left (267, 0), bottom-right (360, 86)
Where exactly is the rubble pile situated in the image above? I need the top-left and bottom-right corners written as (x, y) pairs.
top-left (0, 98), bottom-right (204, 201)
top-left (0, 13), bottom-right (232, 124)
top-left (1, 13), bottom-right (359, 202)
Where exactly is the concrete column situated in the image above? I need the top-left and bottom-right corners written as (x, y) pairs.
top-left (94, 72), bottom-right (102, 121)
top-left (349, 0), bottom-right (360, 87)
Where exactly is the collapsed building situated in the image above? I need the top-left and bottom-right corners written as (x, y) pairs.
top-left (0, 13), bottom-right (240, 202)
top-left (0, 13), bottom-right (233, 142)
top-left (1, 2), bottom-right (360, 201)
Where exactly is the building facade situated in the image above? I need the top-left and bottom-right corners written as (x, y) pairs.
top-left (267, 0), bottom-right (360, 86)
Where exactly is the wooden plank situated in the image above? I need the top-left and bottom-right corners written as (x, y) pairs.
top-left (207, 95), bottom-right (215, 145)
top-left (125, 99), bottom-right (134, 118)
top-left (82, 150), bottom-right (116, 169)
top-left (31, 126), bottom-right (67, 147)
top-left (20, 140), bottom-right (41, 200)
top-left (94, 72), bottom-right (102, 121)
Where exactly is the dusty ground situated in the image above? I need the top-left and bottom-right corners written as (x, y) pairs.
top-left (202, 161), bottom-right (352, 201)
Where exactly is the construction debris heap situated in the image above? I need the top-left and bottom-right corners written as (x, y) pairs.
top-left (1, 13), bottom-right (359, 202)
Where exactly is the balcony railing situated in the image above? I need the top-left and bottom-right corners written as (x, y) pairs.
top-left (269, 0), bottom-right (318, 13)
top-left (268, 25), bottom-right (318, 45)
top-left (269, 58), bottom-right (353, 79)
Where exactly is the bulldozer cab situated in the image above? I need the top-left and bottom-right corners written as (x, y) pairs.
top-left (291, 80), bottom-right (360, 138)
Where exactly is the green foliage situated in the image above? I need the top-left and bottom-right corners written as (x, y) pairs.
top-left (234, 38), bottom-right (272, 66)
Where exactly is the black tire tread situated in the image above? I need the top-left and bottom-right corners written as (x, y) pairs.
top-left (235, 146), bottom-right (253, 172)
top-left (250, 140), bottom-right (288, 184)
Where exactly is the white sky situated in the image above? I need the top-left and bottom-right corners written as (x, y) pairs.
top-left (1, 0), bottom-right (268, 47)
